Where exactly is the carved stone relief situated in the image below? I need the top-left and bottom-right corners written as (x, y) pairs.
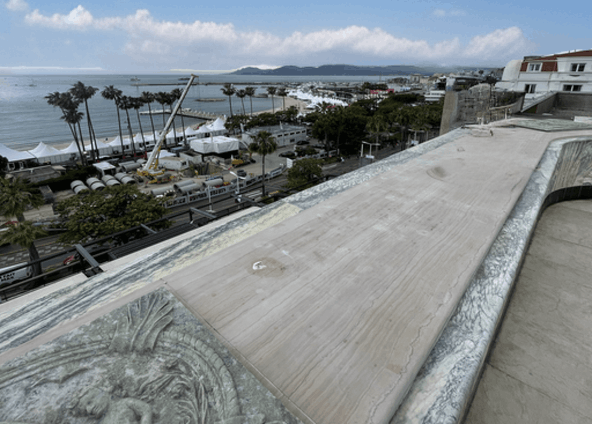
top-left (0, 289), bottom-right (299, 424)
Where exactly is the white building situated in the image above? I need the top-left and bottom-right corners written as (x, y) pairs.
top-left (243, 125), bottom-right (308, 148)
top-left (497, 49), bottom-right (592, 99)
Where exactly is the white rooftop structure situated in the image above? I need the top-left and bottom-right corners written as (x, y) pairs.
top-left (190, 136), bottom-right (239, 154)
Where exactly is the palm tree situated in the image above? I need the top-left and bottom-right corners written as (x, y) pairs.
top-left (46, 91), bottom-right (85, 164)
top-left (164, 92), bottom-right (178, 148)
top-left (277, 87), bottom-right (288, 111)
top-left (0, 222), bottom-right (47, 277)
top-left (221, 83), bottom-right (236, 117)
top-left (0, 178), bottom-right (44, 223)
top-left (70, 82), bottom-right (99, 162)
top-left (61, 107), bottom-right (87, 162)
top-left (366, 114), bottom-right (388, 146)
top-left (118, 96), bottom-right (137, 157)
top-left (131, 97), bottom-right (147, 155)
top-left (235, 89), bottom-right (247, 115)
top-left (153, 92), bottom-right (169, 149)
top-left (245, 86), bottom-right (256, 116)
top-left (267, 86), bottom-right (277, 113)
top-left (171, 88), bottom-right (188, 147)
top-left (140, 91), bottom-right (158, 141)
top-left (101, 85), bottom-right (125, 159)
top-left (251, 130), bottom-right (277, 198)
top-left (59, 92), bottom-right (88, 161)
top-left (154, 92), bottom-right (169, 128)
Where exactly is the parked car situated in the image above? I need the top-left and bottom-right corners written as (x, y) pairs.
top-left (236, 169), bottom-right (247, 177)
top-left (279, 151), bottom-right (297, 158)
top-left (0, 263), bottom-right (32, 287)
top-left (296, 140), bottom-right (310, 145)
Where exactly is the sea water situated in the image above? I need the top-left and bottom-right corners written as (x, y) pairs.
top-left (0, 74), bottom-right (383, 151)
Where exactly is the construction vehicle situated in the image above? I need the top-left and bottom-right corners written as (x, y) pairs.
top-left (137, 74), bottom-right (197, 179)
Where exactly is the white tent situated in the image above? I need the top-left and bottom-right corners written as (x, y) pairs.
top-left (210, 117), bottom-right (226, 132)
top-left (190, 136), bottom-right (239, 154)
top-left (109, 136), bottom-right (134, 153)
top-left (60, 142), bottom-right (83, 160)
top-left (28, 142), bottom-right (69, 164)
top-left (85, 139), bottom-right (113, 157)
top-left (184, 126), bottom-right (201, 137)
top-left (0, 143), bottom-right (35, 163)
top-left (94, 139), bottom-right (114, 156)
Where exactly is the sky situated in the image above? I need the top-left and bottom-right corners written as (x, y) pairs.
top-left (1, 0), bottom-right (591, 74)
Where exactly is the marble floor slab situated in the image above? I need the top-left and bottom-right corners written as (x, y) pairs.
top-left (162, 127), bottom-right (555, 424)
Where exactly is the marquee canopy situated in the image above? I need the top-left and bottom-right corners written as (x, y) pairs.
top-left (0, 143), bottom-right (35, 162)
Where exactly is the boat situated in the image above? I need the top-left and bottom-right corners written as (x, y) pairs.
top-left (130, 76), bottom-right (140, 82)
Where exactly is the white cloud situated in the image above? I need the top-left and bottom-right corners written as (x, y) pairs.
top-left (22, 6), bottom-right (533, 68)
top-left (463, 27), bottom-right (533, 60)
top-left (5, 0), bottom-right (28, 12)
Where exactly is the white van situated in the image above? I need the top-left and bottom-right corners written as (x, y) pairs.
top-left (0, 263), bottom-right (32, 287)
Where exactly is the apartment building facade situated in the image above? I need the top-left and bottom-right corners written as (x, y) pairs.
top-left (497, 49), bottom-right (592, 98)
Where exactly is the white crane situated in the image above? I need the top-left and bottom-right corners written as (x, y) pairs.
top-left (138, 74), bottom-right (197, 178)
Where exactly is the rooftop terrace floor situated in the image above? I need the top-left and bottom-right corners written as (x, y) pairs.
top-left (466, 200), bottom-right (592, 424)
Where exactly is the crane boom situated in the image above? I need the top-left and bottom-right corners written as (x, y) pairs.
top-left (140, 74), bottom-right (197, 175)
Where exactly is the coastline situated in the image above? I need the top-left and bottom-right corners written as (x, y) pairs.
top-left (21, 96), bottom-right (309, 154)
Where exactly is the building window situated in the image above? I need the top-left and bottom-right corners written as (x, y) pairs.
top-left (528, 63), bottom-right (541, 72)
top-left (571, 63), bottom-right (586, 72)
top-left (563, 84), bottom-right (582, 92)
top-left (525, 84), bottom-right (536, 93)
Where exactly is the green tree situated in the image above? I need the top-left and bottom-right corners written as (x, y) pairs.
top-left (101, 85), bottom-right (126, 159)
top-left (170, 88), bottom-right (188, 147)
top-left (61, 106), bottom-right (88, 165)
top-left (46, 91), bottom-right (83, 164)
top-left (250, 131), bottom-right (277, 197)
top-left (277, 87), bottom-right (288, 111)
top-left (286, 158), bottom-right (324, 190)
top-left (0, 155), bottom-right (8, 178)
top-left (55, 185), bottom-right (170, 244)
top-left (140, 91), bottom-right (158, 140)
top-left (235, 89), bottom-right (247, 115)
top-left (118, 96), bottom-right (137, 157)
top-left (131, 97), bottom-right (147, 155)
top-left (70, 82), bottom-right (99, 161)
top-left (154, 92), bottom-right (169, 128)
top-left (266, 86), bottom-right (277, 113)
top-left (0, 221), bottom-right (47, 276)
top-left (221, 83), bottom-right (236, 117)
top-left (366, 114), bottom-right (388, 145)
top-left (244, 86), bottom-right (256, 116)
top-left (0, 177), bottom-right (44, 222)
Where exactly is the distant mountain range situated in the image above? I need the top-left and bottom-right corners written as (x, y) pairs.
top-left (230, 64), bottom-right (492, 76)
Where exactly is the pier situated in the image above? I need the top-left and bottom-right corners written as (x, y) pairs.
top-left (140, 108), bottom-right (225, 121)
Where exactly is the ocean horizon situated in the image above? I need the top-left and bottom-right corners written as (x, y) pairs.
top-left (0, 74), bottom-right (384, 152)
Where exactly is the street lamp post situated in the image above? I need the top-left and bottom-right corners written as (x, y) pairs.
top-left (230, 171), bottom-right (247, 202)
